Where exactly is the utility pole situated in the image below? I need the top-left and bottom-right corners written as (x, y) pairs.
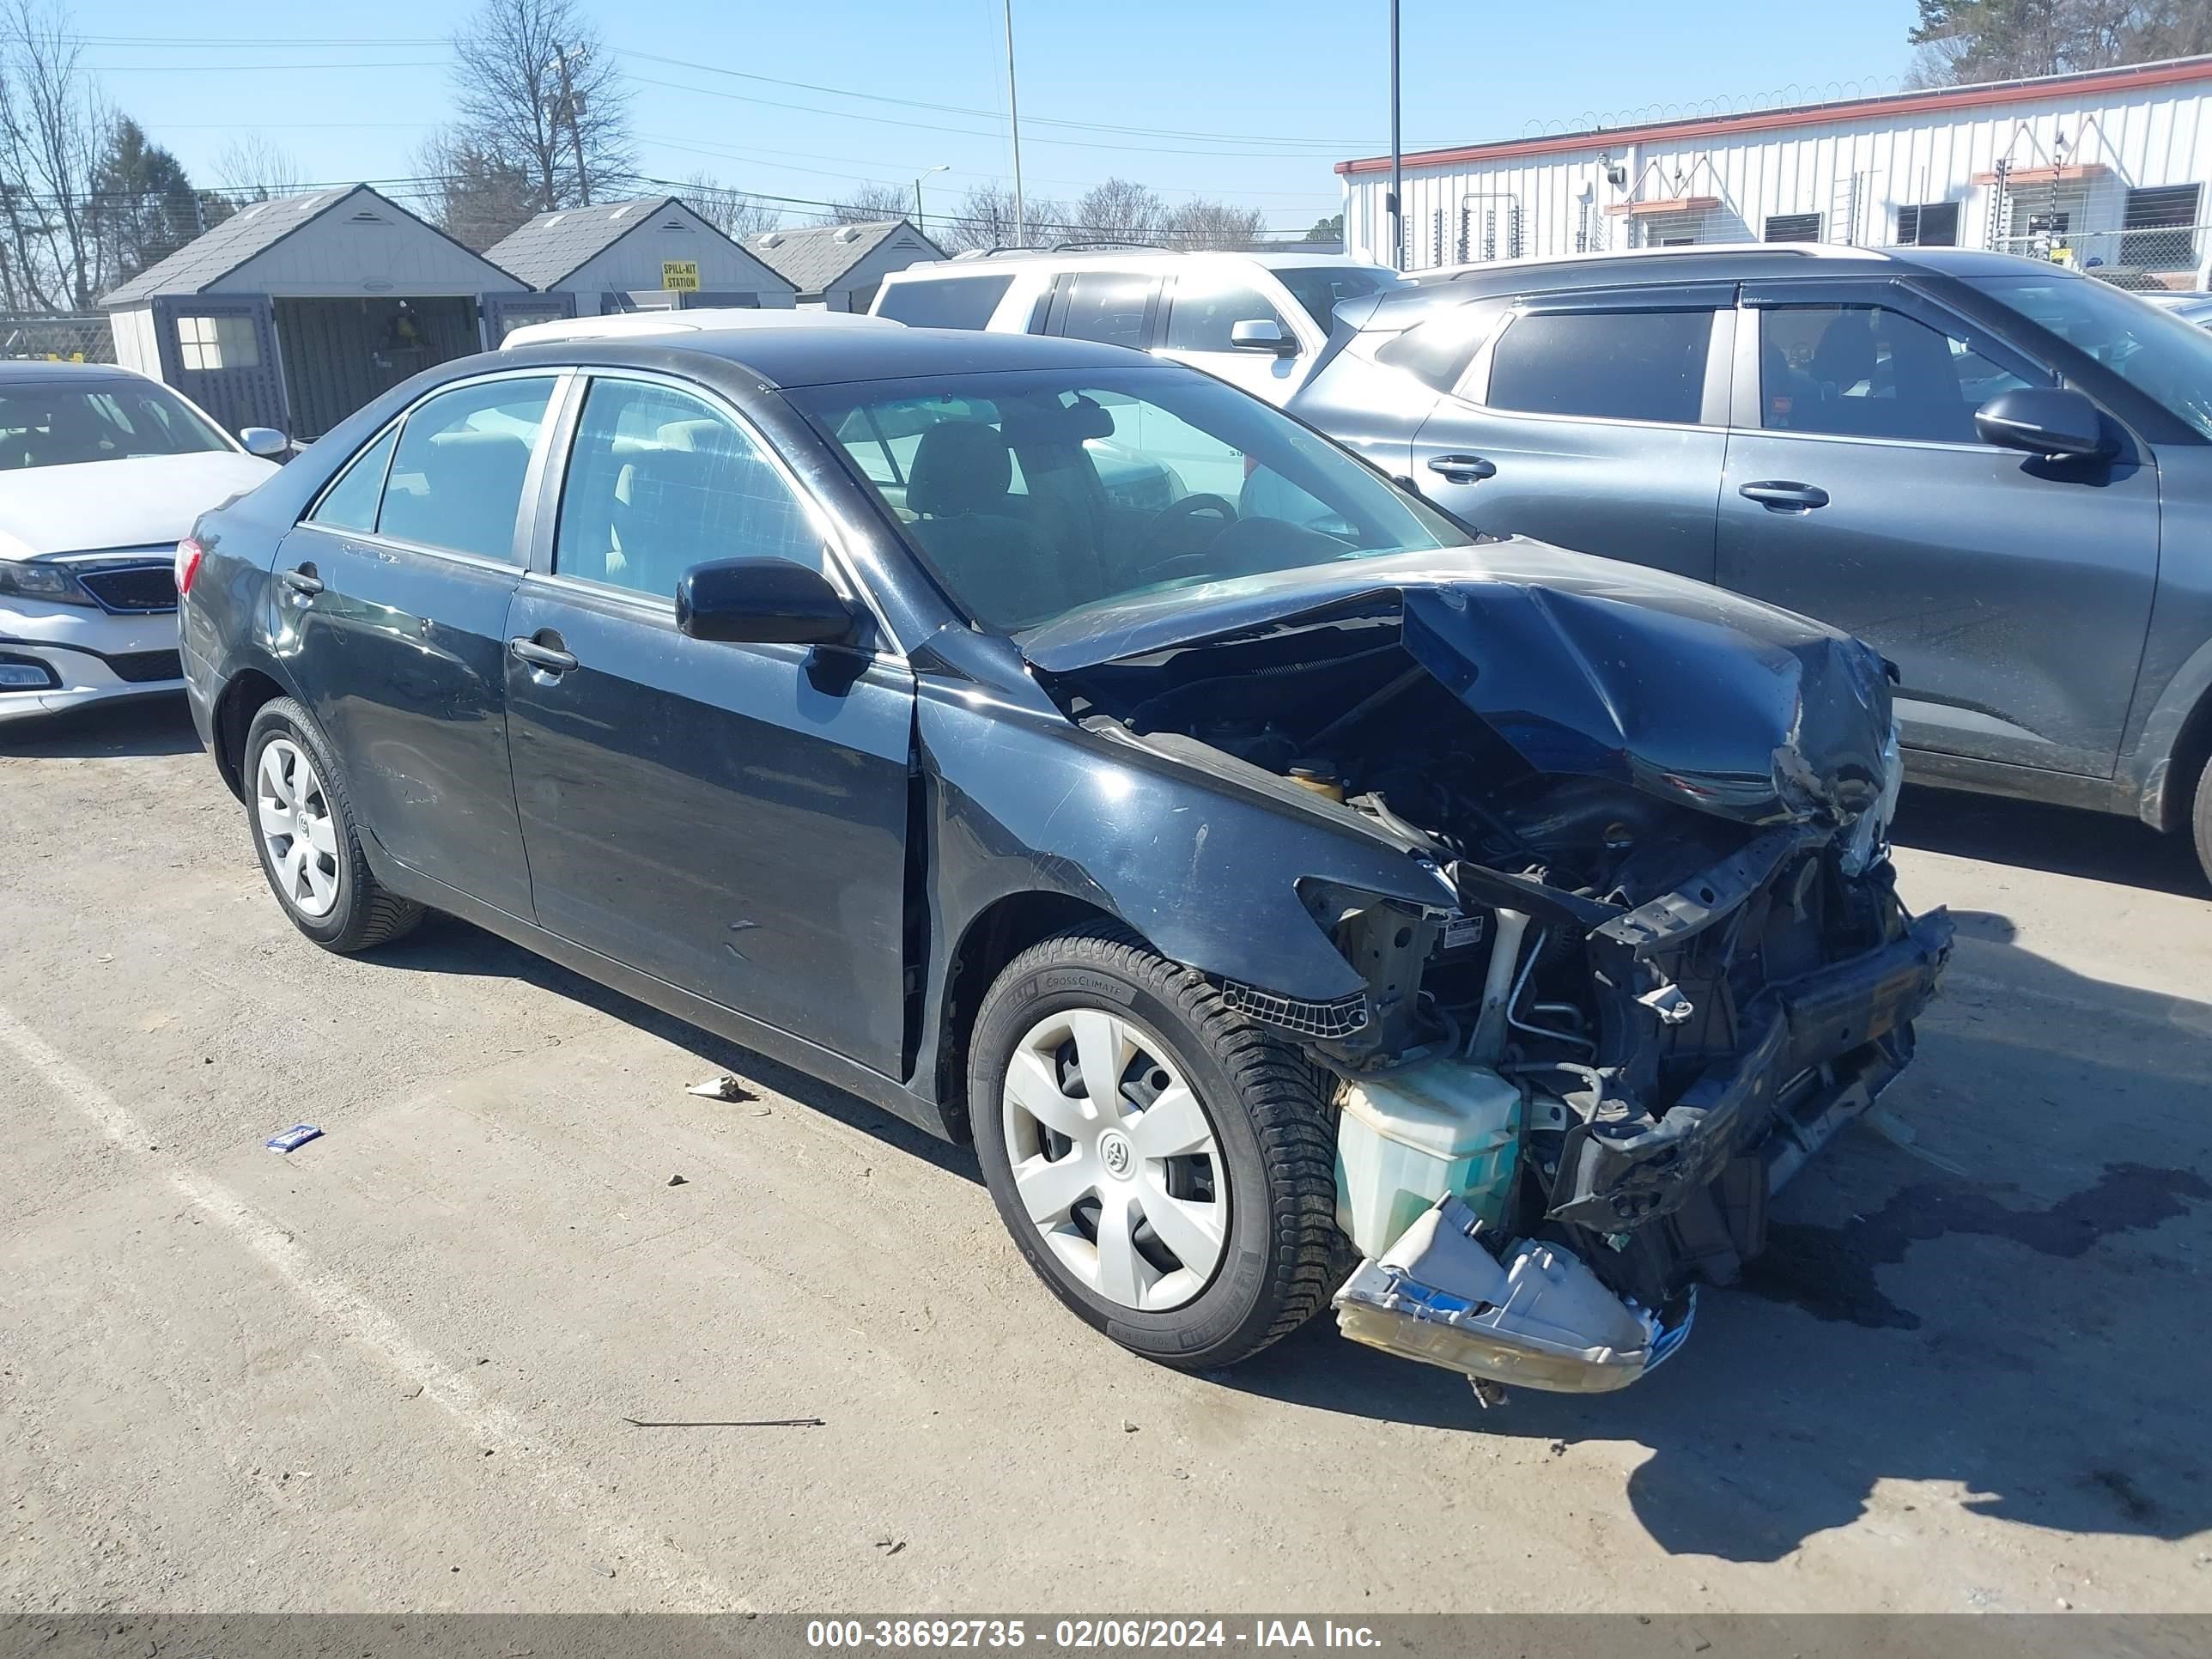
top-left (914, 164), bottom-right (948, 236)
top-left (1389, 0), bottom-right (1403, 270)
top-left (550, 42), bottom-right (592, 207)
top-left (1003, 0), bottom-right (1025, 246)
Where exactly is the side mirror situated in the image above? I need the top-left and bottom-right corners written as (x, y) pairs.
top-left (676, 556), bottom-right (859, 647)
top-left (1229, 318), bottom-right (1297, 356)
top-left (240, 426), bottom-right (289, 459)
top-left (1974, 387), bottom-right (2114, 461)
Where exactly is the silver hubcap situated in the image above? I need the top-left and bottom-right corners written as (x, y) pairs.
top-left (1002, 1009), bottom-right (1227, 1312)
top-left (256, 737), bottom-right (340, 919)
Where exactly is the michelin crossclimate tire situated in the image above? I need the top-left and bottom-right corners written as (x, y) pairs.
top-left (245, 696), bottom-right (423, 954)
top-left (968, 924), bottom-right (1346, 1369)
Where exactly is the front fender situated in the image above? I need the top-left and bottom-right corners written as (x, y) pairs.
top-left (2124, 629), bottom-right (2212, 830)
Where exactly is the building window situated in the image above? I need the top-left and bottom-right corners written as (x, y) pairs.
top-left (1895, 202), bottom-right (1960, 246)
top-left (174, 313), bottom-right (261, 371)
top-left (2122, 184), bottom-right (2202, 270)
top-left (1765, 212), bottom-right (1824, 243)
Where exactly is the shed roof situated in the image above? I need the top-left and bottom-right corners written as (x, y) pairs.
top-left (101, 184), bottom-right (519, 307)
top-left (486, 195), bottom-right (781, 291)
top-left (747, 219), bottom-right (942, 294)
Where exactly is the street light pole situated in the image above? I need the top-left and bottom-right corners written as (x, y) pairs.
top-left (1389, 0), bottom-right (1402, 270)
top-left (914, 164), bottom-right (949, 236)
top-left (1003, 0), bottom-right (1026, 246)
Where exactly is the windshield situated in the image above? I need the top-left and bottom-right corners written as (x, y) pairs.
top-left (1273, 265), bottom-right (1401, 334)
top-left (0, 380), bottom-right (231, 469)
top-left (796, 365), bottom-right (1469, 634)
top-left (1966, 273), bottom-right (2212, 440)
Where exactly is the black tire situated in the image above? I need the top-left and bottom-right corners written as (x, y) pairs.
top-left (967, 924), bottom-right (1346, 1370)
top-left (2194, 756), bottom-right (2212, 892)
top-left (244, 696), bottom-right (423, 954)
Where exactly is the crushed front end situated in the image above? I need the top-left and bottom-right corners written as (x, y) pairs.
top-left (1034, 555), bottom-right (1954, 1395)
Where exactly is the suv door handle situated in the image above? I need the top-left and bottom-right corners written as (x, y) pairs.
top-left (1426, 453), bottom-right (1497, 483)
top-left (1740, 480), bottom-right (1830, 512)
top-left (278, 564), bottom-right (324, 598)
top-left (508, 637), bottom-right (578, 674)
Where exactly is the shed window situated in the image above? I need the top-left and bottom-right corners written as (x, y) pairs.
top-left (1765, 213), bottom-right (1823, 244)
top-left (1895, 202), bottom-right (1959, 246)
top-left (175, 313), bottom-right (260, 371)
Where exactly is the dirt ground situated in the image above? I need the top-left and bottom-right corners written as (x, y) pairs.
top-left (3, 699), bottom-right (2209, 1615)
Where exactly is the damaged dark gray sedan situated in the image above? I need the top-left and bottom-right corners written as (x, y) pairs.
top-left (179, 327), bottom-right (1951, 1395)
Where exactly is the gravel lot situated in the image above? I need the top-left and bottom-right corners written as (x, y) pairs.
top-left (3, 699), bottom-right (2209, 1615)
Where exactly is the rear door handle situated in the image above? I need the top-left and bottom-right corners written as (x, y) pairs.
top-left (278, 565), bottom-right (324, 597)
top-left (508, 637), bottom-right (578, 674)
top-left (1426, 453), bottom-right (1497, 483)
top-left (1739, 480), bottom-right (1830, 512)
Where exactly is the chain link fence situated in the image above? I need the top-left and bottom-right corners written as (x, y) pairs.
top-left (0, 313), bottom-right (116, 363)
top-left (1989, 225), bottom-right (2209, 289)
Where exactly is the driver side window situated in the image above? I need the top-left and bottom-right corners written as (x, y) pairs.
top-left (1758, 304), bottom-right (2037, 444)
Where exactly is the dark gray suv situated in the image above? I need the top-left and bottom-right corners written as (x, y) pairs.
top-left (1291, 246), bottom-right (2212, 884)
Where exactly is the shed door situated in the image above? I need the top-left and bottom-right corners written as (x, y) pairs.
top-left (483, 291), bottom-right (576, 344)
top-left (151, 295), bottom-right (285, 435)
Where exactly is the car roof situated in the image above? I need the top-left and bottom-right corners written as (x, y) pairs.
top-left (1370, 243), bottom-right (2073, 322)
top-left (0, 359), bottom-right (143, 383)
top-left (499, 307), bottom-right (902, 349)
top-left (892, 249), bottom-right (1389, 278)
top-left (495, 322), bottom-right (1166, 389)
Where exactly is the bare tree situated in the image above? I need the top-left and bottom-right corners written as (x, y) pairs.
top-left (1157, 198), bottom-right (1268, 252)
top-left (678, 171), bottom-right (783, 240)
top-left (1070, 177), bottom-right (1163, 244)
top-left (937, 180), bottom-right (1069, 252)
top-left (1904, 0), bottom-right (2195, 85)
top-left (414, 129), bottom-right (540, 252)
top-left (0, 0), bottom-right (112, 310)
top-left (448, 0), bottom-right (631, 212)
top-left (832, 181), bottom-right (915, 225)
top-left (213, 133), bottom-right (305, 202)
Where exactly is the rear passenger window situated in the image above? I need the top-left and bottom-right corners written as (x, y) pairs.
top-left (307, 423), bottom-right (398, 533)
top-left (554, 378), bottom-right (821, 601)
top-left (1054, 272), bottom-right (1159, 349)
top-left (875, 275), bottom-right (1014, 330)
top-left (1164, 276), bottom-right (1288, 352)
top-left (1374, 302), bottom-right (1508, 393)
top-left (377, 377), bottom-right (556, 561)
top-left (1486, 310), bottom-right (1713, 424)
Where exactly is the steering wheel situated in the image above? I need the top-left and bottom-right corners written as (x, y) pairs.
top-left (1132, 493), bottom-right (1239, 582)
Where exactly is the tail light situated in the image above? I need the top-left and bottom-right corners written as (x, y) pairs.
top-left (174, 536), bottom-right (205, 599)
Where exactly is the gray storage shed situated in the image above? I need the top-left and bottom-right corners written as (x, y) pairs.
top-left (486, 197), bottom-right (798, 317)
top-left (101, 185), bottom-right (536, 440)
top-left (747, 219), bottom-right (945, 312)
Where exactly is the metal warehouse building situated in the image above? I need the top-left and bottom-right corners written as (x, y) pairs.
top-left (485, 196), bottom-right (799, 321)
top-left (101, 185), bottom-right (536, 440)
top-left (1340, 55), bottom-right (2212, 288)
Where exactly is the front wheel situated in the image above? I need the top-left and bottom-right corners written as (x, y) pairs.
top-left (967, 926), bottom-right (1346, 1369)
top-left (245, 696), bottom-right (422, 953)
top-left (2194, 756), bottom-right (2212, 892)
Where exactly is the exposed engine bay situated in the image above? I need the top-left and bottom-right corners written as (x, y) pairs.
top-left (1039, 580), bottom-right (1953, 1395)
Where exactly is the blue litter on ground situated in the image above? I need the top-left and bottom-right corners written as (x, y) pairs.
top-left (265, 1123), bottom-right (324, 1153)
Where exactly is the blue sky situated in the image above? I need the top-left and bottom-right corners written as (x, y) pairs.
top-left (87, 0), bottom-right (1923, 230)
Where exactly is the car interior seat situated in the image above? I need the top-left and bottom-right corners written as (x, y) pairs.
top-left (386, 429), bottom-right (532, 560)
top-left (902, 420), bottom-right (1067, 627)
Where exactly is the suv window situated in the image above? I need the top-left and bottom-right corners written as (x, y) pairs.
top-left (376, 376), bottom-right (556, 561)
top-left (1054, 271), bottom-right (1159, 349)
top-left (555, 378), bottom-right (820, 600)
top-left (1486, 309), bottom-right (1712, 424)
top-left (1758, 304), bottom-right (2033, 443)
top-left (1273, 266), bottom-right (1399, 333)
top-left (1374, 301), bottom-right (1506, 393)
top-left (875, 274), bottom-right (1014, 330)
top-left (1164, 275), bottom-right (1288, 352)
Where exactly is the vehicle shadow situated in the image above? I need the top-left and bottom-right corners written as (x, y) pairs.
top-left (1220, 908), bottom-right (2212, 1562)
top-left (0, 698), bottom-right (202, 760)
top-left (1891, 783), bottom-right (2209, 899)
top-left (376, 912), bottom-right (981, 1184)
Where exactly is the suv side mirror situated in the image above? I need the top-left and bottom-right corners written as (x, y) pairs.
top-left (240, 426), bottom-right (289, 459)
top-left (1229, 318), bottom-right (1297, 356)
top-left (677, 557), bottom-right (859, 647)
top-left (1975, 387), bottom-right (2114, 461)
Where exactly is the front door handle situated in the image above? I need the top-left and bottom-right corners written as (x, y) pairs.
top-left (278, 564), bottom-right (324, 598)
top-left (1740, 480), bottom-right (1830, 512)
top-left (509, 636), bottom-right (578, 674)
top-left (1426, 453), bottom-right (1497, 483)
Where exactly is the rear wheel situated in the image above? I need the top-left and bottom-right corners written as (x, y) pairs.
top-left (245, 697), bottom-right (422, 953)
top-left (968, 925), bottom-right (1345, 1369)
top-left (2193, 757), bottom-right (2212, 891)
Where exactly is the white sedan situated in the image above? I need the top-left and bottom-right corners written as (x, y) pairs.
top-left (0, 362), bottom-right (281, 725)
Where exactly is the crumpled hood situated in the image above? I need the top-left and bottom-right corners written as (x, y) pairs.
top-left (1023, 539), bottom-right (1895, 827)
top-left (0, 452), bottom-right (278, 561)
